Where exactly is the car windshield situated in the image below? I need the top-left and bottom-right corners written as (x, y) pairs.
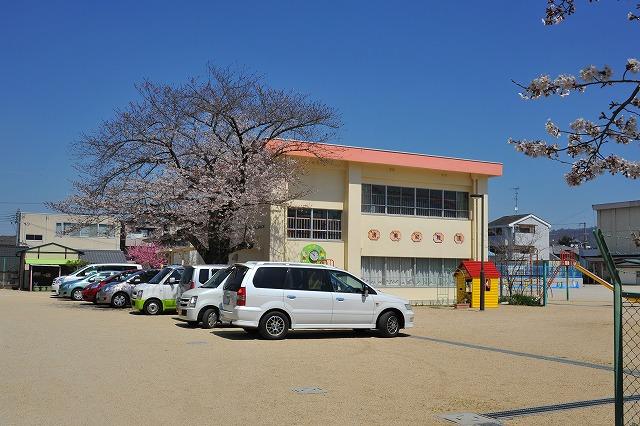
top-left (202, 268), bottom-right (232, 288)
top-left (148, 267), bottom-right (173, 284)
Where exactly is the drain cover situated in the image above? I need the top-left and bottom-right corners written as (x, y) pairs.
top-left (439, 413), bottom-right (501, 425)
top-left (291, 387), bottom-right (327, 394)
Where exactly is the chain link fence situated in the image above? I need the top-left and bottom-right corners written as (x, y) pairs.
top-left (622, 292), bottom-right (640, 425)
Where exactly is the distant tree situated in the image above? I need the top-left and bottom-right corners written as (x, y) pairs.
top-left (126, 243), bottom-right (167, 268)
top-left (51, 66), bottom-right (340, 263)
top-left (509, 1), bottom-right (640, 185)
top-left (558, 235), bottom-right (573, 246)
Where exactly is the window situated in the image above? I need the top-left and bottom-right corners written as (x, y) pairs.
top-left (252, 267), bottom-right (288, 289)
top-left (202, 268), bottom-right (232, 289)
top-left (387, 186), bottom-right (415, 215)
top-left (516, 224), bottom-right (535, 234)
top-left (55, 222), bottom-right (115, 238)
top-left (223, 266), bottom-right (249, 291)
top-left (287, 208), bottom-right (342, 240)
top-left (488, 227), bottom-right (502, 236)
top-left (25, 234), bottom-right (42, 241)
top-left (287, 268), bottom-right (332, 292)
top-left (361, 184), bottom-right (468, 218)
top-left (361, 256), bottom-right (461, 287)
top-left (361, 184), bottom-right (386, 213)
top-left (198, 269), bottom-right (209, 284)
top-left (329, 270), bottom-right (374, 294)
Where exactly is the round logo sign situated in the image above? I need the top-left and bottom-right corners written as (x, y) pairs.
top-left (300, 244), bottom-right (326, 264)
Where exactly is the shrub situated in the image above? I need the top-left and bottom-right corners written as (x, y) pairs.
top-left (507, 294), bottom-right (541, 306)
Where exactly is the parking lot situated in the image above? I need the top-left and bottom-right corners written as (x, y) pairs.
top-left (0, 288), bottom-right (614, 425)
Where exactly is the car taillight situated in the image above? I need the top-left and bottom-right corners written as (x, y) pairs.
top-left (189, 280), bottom-right (195, 289)
top-left (237, 287), bottom-right (246, 306)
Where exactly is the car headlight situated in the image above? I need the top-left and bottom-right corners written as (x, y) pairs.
top-left (404, 304), bottom-right (412, 311)
top-left (188, 296), bottom-right (198, 308)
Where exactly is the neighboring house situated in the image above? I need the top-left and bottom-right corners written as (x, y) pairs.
top-left (15, 212), bottom-right (128, 291)
top-left (227, 141), bottom-right (503, 303)
top-left (584, 200), bottom-right (640, 284)
top-left (0, 235), bottom-right (20, 288)
top-left (488, 214), bottom-right (551, 261)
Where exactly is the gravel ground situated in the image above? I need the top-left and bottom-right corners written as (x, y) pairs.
top-left (0, 287), bottom-right (615, 425)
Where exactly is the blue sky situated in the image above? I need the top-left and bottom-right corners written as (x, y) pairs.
top-left (0, 0), bottom-right (637, 234)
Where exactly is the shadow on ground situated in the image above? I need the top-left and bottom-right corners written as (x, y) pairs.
top-left (211, 329), bottom-right (410, 340)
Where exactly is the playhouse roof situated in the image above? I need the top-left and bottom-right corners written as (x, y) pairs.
top-left (457, 261), bottom-right (500, 279)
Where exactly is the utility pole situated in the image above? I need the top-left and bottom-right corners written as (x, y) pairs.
top-left (511, 187), bottom-right (520, 213)
top-left (580, 222), bottom-right (587, 247)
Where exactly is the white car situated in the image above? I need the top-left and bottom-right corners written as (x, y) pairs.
top-left (52, 263), bottom-right (143, 294)
top-left (178, 267), bottom-right (233, 328)
top-left (131, 266), bottom-right (184, 315)
top-left (220, 262), bottom-right (414, 339)
top-left (176, 264), bottom-right (228, 305)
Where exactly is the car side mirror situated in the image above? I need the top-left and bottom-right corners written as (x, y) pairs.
top-left (362, 285), bottom-right (369, 297)
top-left (168, 277), bottom-right (176, 284)
top-left (88, 278), bottom-right (95, 283)
top-left (132, 278), bottom-right (141, 284)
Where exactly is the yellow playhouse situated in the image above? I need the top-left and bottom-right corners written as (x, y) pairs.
top-left (455, 260), bottom-right (500, 308)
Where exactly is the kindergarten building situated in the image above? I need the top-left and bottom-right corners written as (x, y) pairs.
top-left (233, 141), bottom-right (502, 303)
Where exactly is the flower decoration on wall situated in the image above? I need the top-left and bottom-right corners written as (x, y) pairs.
top-left (433, 232), bottom-right (444, 243)
top-left (368, 229), bottom-right (380, 241)
top-left (410, 231), bottom-right (423, 242)
top-left (389, 230), bottom-right (401, 242)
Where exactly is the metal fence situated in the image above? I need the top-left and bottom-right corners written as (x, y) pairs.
top-left (622, 293), bottom-right (640, 425)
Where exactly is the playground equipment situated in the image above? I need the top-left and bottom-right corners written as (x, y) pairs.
top-left (455, 261), bottom-right (500, 308)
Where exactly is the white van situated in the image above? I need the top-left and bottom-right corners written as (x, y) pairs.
top-left (176, 264), bottom-right (228, 303)
top-left (52, 263), bottom-right (142, 294)
top-left (131, 266), bottom-right (184, 315)
top-left (178, 267), bottom-right (233, 328)
top-left (220, 262), bottom-right (414, 339)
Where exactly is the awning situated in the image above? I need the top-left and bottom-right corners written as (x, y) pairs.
top-left (25, 258), bottom-right (72, 266)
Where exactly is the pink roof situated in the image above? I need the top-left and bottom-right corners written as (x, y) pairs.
top-left (271, 140), bottom-right (502, 176)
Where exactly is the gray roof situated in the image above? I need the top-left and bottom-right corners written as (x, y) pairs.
top-left (593, 200), bottom-right (640, 210)
top-left (488, 214), bottom-right (529, 227)
top-left (0, 235), bottom-right (16, 246)
top-left (80, 250), bottom-right (127, 264)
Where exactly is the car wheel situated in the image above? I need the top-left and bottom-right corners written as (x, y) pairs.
top-left (111, 293), bottom-right (129, 309)
top-left (377, 311), bottom-right (401, 338)
top-left (71, 288), bottom-right (83, 301)
top-left (201, 308), bottom-right (218, 329)
top-left (258, 311), bottom-right (289, 340)
top-left (143, 299), bottom-right (162, 315)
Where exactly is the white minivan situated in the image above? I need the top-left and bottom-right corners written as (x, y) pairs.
top-left (220, 262), bottom-right (414, 339)
top-left (131, 266), bottom-right (184, 315)
top-left (178, 267), bottom-right (233, 328)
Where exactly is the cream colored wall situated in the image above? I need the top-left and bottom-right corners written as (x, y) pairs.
top-left (19, 213), bottom-right (120, 250)
top-left (380, 286), bottom-right (456, 304)
top-left (360, 215), bottom-right (471, 258)
top-left (282, 240), bottom-right (345, 268)
top-left (265, 159), bottom-right (492, 299)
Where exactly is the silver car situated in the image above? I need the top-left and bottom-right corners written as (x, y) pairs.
top-left (95, 269), bottom-right (160, 308)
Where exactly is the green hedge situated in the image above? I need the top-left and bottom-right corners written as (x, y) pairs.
top-left (500, 294), bottom-right (541, 306)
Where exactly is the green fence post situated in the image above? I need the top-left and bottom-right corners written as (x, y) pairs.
top-left (566, 265), bottom-right (570, 301)
top-left (594, 229), bottom-right (623, 426)
top-left (542, 261), bottom-right (547, 307)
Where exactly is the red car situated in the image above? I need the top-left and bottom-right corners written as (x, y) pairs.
top-left (82, 270), bottom-right (138, 303)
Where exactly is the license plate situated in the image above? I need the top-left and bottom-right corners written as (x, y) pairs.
top-left (181, 309), bottom-right (187, 316)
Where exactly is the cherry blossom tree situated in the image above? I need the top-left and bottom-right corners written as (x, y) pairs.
top-left (127, 243), bottom-right (167, 268)
top-left (509, 1), bottom-right (640, 185)
top-left (51, 66), bottom-right (340, 263)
